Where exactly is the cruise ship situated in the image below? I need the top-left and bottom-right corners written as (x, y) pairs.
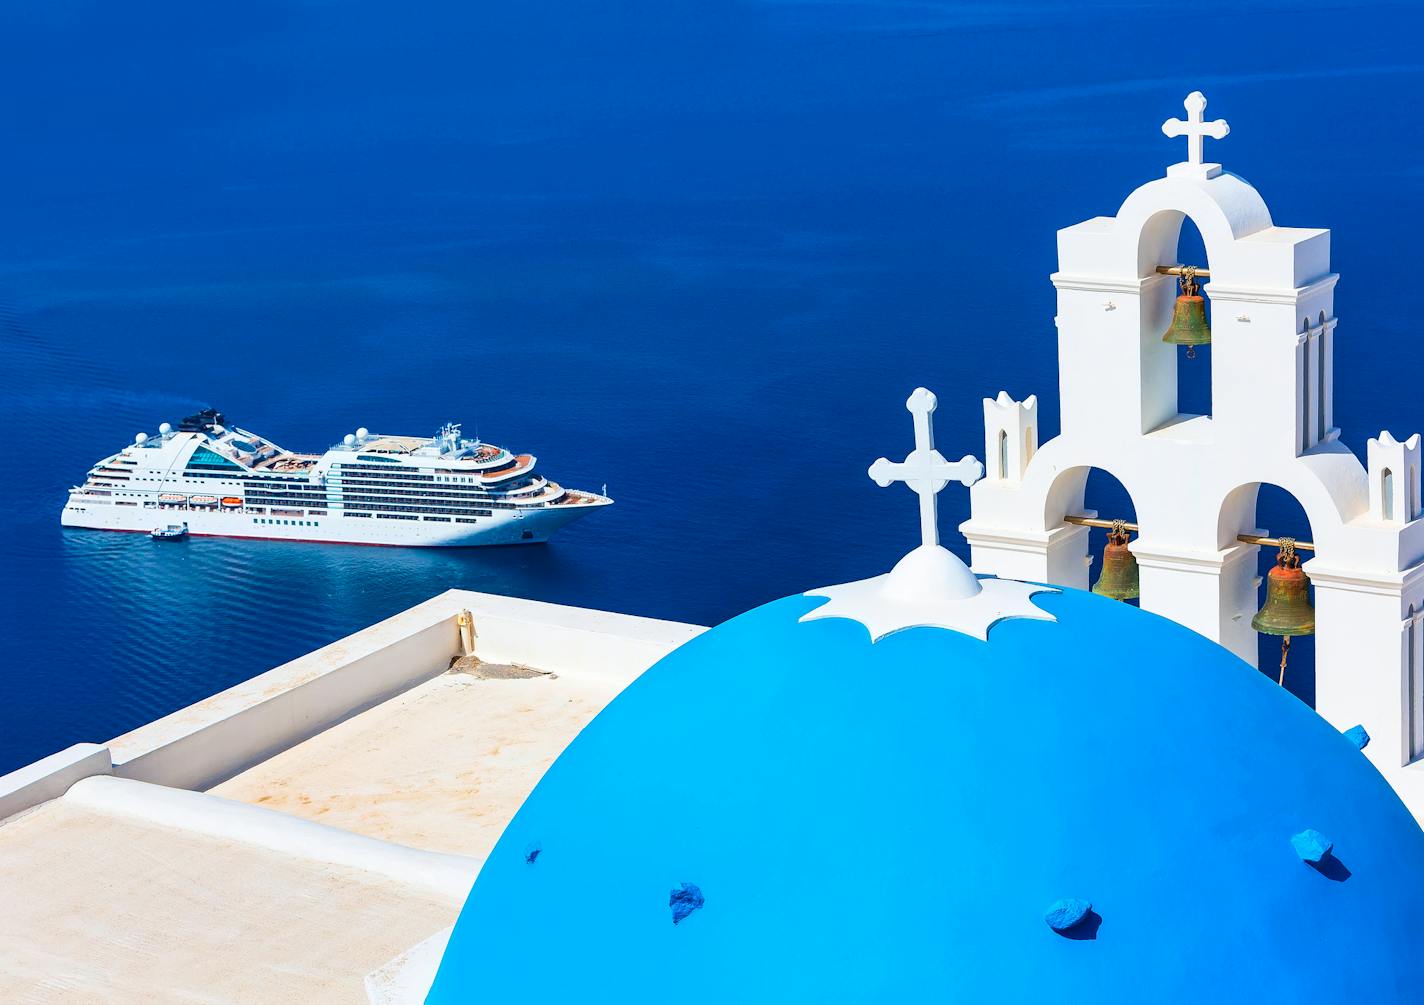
top-left (61, 409), bottom-right (612, 546)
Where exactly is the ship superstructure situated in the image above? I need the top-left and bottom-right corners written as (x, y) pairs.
top-left (61, 409), bottom-right (611, 546)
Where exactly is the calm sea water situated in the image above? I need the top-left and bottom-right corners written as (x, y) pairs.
top-left (2, 1), bottom-right (1421, 772)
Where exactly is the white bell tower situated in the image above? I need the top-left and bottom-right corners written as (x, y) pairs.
top-left (960, 92), bottom-right (1424, 818)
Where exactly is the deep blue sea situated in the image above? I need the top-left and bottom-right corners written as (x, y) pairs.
top-left (2, 1), bottom-right (1420, 773)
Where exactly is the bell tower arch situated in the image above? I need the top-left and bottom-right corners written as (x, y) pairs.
top-left (960, 92), bottom-right (1424, 820)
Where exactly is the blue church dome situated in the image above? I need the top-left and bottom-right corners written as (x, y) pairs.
top-left (428, 585), bottom-right (1424, 1002)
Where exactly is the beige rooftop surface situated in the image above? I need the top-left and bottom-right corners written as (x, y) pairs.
top-left (211, 662), bottom-right (637, 857)
top-left (0, 590), bottom-right (704, 1004)
top-left (0, 796), bottom-right (458, 1005)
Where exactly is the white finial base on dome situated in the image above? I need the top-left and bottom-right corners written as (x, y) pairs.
top-left (801, 544), bottom-right (1056, 643)
top-left (805, 386), bottom-right (1058, 642)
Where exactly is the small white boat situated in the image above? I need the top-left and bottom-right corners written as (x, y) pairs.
top-left (151, 523), bottom-right (189, 541)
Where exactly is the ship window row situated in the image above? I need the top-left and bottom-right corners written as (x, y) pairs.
top-left (376, 513), bottom-right (419, 520)
top-left (333, 477), bottom-right (534, 494)
top-left (340, 496), bottom-right (510, 512)
top-left (331, 471), bottom-right (435, 483)
top-left (433, 473), bottom-right (507, 482)
top-left (332, 482), bottom-right (537, 498)
top-left (335, 464), bottom-right (435, 478)
top-left (336, 486), bottom-right (532, 501)
top-left (331, 468), bottom-right (520, 484)
top-left (341, 502), bottom-right (495, 516)
top-left (183, 472), bottom-right (314, 486)
top-left (254, 518), bottom-right (321, 527)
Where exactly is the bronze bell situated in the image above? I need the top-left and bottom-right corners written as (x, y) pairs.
top-left (1252, 540), bottom-right (1315, 684)
top-left (1092, 521), bottom-right (1139, 601)
top-left (1162, 266), bottom-right (1211, 358)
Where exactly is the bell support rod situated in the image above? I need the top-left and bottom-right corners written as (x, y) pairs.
top-left (1155, 265), bottom-right (1212, 278)
top-left (1236, 533), bottom-right (1316, 553)
top-left (1062, 515), bottom-right (1315, 552)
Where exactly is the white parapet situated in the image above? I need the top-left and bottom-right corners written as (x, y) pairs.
top-left (1367, 431), bottom-right (1422, 524)
top-left (982, 391), bottom-right (1038, 483)
top-left (104, 589), bottom-right (703, 792)
top-left (65, 775), bottom-right (480, 899)
top-left (0, 742), bottom-right (112, 821)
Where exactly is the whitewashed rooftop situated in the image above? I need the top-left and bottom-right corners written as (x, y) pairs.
top-left (0, 589), bottom-right (703, 1004)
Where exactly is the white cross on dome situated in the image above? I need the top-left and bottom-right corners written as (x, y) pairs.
top-left (868, 387), bottom-right (982, 550)
top-left (800, 387), bottom-right (1056, 642)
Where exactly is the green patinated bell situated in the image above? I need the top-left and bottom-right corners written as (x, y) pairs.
top-left (1252, 552), bottom-right (1316, 637)
top-left (1162, 293), bottom-right (1211, 348)
top-left (1092, 528), bottom-right (1140, 602)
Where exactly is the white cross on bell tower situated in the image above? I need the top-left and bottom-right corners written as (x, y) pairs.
top-left (1162, 90), bottom-right (1230, 179)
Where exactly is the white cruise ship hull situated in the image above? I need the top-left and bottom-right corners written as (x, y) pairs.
top-left (61, 413), bottom-right (612, 548)
top-left (61, 496), bottom-right (595, 546)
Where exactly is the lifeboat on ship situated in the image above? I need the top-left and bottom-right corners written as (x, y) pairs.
top-left (190, 495), bottom-right (219, 507)
top-left (158, 493), bottom-right (186, 503)
top-left (221, 496), bottom-right (243, 507)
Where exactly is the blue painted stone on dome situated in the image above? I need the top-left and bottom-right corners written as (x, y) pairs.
top-left (669, 882), bottom-right (705, 925)
top-left (1292, 829), bottom-right (1334, 865)
top-left (1045, 897), bottom-right (1092, 932)
top-left (427, 588), bottom-right (1424, 1003)
top-left (1344, 724), bottom-right (1371, 750)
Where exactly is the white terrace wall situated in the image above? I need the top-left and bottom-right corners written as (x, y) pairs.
top-left (109, 590), bottom-right (703, 791)
top-left (0, 590), bottom-right (704, 814)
